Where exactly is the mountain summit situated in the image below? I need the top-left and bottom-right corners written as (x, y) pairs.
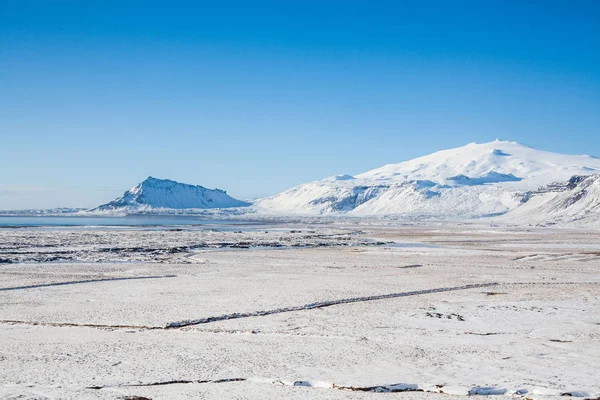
top-left (93, 177), bottom-right (250, 212)
top-left (256, 140), bottom-right (600, 217)
top-left (356, 140), bottom-right (598, 185)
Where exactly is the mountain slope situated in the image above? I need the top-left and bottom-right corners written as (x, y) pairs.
top-left (255, 140), bottom-right (600, 218)
top-left (93, 177), bottom-right (250, 212)
top-left (499, 174), bottom-right (600, 226)
top-left (356, 140), bottom-right (598, 185)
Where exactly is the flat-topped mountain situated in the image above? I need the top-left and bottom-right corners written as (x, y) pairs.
top-left (93, 177), bottom-right (250, 212)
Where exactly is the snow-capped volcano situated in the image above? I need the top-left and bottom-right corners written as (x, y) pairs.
top-left (93, 177), bottom-right (250, 212)
top-left (356, 139), bottom-right (598, 185)
top-left (255, 140), bottom-right (600, 217)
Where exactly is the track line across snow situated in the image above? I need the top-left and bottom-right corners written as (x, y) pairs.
top-left (166, 282), bottom-right (499, 328)
top-left (0, 275), bottom-right (177, 292)
top-left (0, 283), bottom-right (497, 331)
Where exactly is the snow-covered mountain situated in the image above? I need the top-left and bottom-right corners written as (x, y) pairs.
top-left (498, 174), bottom-right (600, 226)
top-left (255, 140), bottom-right (600, 218)
top-left (92, 177), bottom-right (250, 212)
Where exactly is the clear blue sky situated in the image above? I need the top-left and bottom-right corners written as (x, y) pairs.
top-left (1, 1), bottom-right (599, 209)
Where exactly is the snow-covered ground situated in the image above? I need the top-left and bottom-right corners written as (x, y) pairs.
top-left (1, 223), bottom-right (599, 399)
top-left (0, 227), bottom-right (386, 264)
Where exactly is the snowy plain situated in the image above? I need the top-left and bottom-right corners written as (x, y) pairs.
top-left (0, 222), bottom-right (599, 399)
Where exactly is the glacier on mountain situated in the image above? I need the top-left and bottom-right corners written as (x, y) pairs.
top-left (255, 140), bottom-right (600, 218)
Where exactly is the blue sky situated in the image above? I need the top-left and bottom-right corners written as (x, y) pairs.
top-left (1, 1), bottom-right (599, 209)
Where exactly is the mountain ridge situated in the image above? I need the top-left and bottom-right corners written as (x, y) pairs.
top-left (255, 140), bottom-right (600, 217)
top-left (92, 176), bottom-right (250, 212)
top-left (497, 174), bottom-right (600, 226)
top-left (84, 141), bottom-right (600, 225)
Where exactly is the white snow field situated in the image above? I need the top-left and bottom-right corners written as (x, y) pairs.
top-left (1, 223), bottom-right (599, 399)
top-left (255, 140), bottom-right (600, 221)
